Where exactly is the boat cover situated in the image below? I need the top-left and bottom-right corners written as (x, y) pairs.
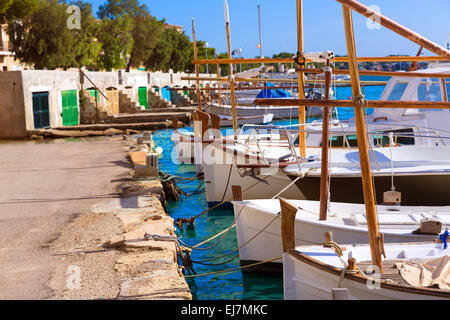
top-left (255, 82), bottom-right (292, 99)
top-left (396, 255), bottom-right (450, 289)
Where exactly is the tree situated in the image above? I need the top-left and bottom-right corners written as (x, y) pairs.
top-left (8, 0), bottom-right (102, 70)
top-left (96, 15), bottom-right (134, 71)
top-left (0, 0), bottom-right (38, 22)
top-left (98, 0), bottom-right (164, 71)
top-left (68, 1), bottom-right (102, 69)
top-left (145, 27), bottom-right (191, 72)
top-left (8, 0), bottom-right (82, 69)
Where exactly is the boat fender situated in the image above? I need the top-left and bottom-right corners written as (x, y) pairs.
top-left (383, 190), bottom-right (401, 206)
top-left (412, 219), bottom-right (442, 235)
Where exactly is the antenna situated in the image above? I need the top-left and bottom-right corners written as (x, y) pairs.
top-left (258, 4), bottom-right (264, 66)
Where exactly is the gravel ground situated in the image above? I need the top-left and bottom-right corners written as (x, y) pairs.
top-left (0, 137), bottom-right (131, 299)
top-left (47, 212), bottom-right (124, 300)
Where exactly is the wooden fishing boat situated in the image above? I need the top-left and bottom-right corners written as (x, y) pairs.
top-left (280, 198), bottom-right (450, 300)
top-left (275, 0), bottom-right (450, 300)
top-left (232, 198), bottom-right (450, 269)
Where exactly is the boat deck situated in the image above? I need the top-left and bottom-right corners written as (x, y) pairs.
top-left (357, 259), bottom-right (450, 296)
top-left (357, 260), bottom-right (410, 287)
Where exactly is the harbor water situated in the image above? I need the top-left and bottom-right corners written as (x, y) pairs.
top-left (152, 83), bottom-right (386, 300)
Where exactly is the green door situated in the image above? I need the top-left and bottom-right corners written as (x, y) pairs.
top-left (88, 89), bottom-right (100, 102)
top-left (138, 87), bottom-right (148, 109)
top-left (62, 90), bottom-right (79, 126)
top-left (32, 92), bottom-right (50, 129)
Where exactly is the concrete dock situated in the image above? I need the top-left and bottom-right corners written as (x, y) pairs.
top-left (0, 137), bottom-right (191, 300)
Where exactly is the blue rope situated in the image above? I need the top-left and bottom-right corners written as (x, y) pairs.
top-left (439, 229), bottom-right (449, 249)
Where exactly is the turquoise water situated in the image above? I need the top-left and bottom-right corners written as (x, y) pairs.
top-left (152, 83), bottom-right (386, 300)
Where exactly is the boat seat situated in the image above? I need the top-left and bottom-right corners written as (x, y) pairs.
top-left (351, 212), bottom-right (450, 227)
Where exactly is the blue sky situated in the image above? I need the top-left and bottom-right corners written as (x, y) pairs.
top-left (86, 0), bottom-right (450, 58)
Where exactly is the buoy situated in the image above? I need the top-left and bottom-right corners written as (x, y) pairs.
top-left (155, 146), bottom-right (163, 156)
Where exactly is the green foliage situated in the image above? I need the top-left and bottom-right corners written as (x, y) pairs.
top-left (5, 0), bottom-right (217, 73)
top-left (98, 0), bottom-right (164, 71)
top-left (96, 15), bottom-right (134, 71)
top-left (0, 0), bottom-right (38, 22)
top-left (145, 27), bottom-right (191, 72)
top-left (8, 0), bottom-right (102, 70)
top-left (8, 0), bottom-right (80, 69)
top-left (69, 1), bottom-right (102, 69)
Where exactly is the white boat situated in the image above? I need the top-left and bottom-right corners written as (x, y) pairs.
top-left (232, 198), bottom-right (450, 268)
top-left (170, 113), bottom-right (274, 165)
top-left (202, 62), bottom-right (450, 205)
top-left (217, 113), bottom-right (274, 127)
top-left (205, 102), bottom-right (300, 120)
top-left (280, 198), bottom-right (450, 300)
top-left (283, 241), bottom-right (450, 300)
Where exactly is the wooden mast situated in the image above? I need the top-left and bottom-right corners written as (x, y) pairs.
top-left (216, 54), bottom-right (222, 106)
top-left (336, 0), bottom-right (450, 60)
top-left (409, 47), bottom-right (423, 72)
top-left (296, 0), bottom-right (307, 158)
top-left (342, 6), bottom-right (383, 272)
top-left (319, 60), bottom-right (332, 221)
top-left (224, 0), bottom-right (238, 138)
top-left (192, 18), bottom-right (202, 111)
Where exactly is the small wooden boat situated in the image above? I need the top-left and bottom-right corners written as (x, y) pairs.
top-left (232, 198), bottom-right (450, 269)
top-left (217, 113), bottom-right (274, 127)
top-left (280, 198), bottom-right (450, 300)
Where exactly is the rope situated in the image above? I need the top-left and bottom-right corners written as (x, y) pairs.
top-left (175, 171), bottom-right (278, 231)
top-left (178, 174), bottom-right (302, 261)
top-left (183, 256), bottom-right (282, 278)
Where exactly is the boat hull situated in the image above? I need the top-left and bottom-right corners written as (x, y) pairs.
top-left (283, 252), bottom-right (448, 300)
top-left (205, 103), bottom-right (299, 120)
top-left (233, 200), bottom-right (446, 269)
top-left (287, 173), bottom-right (450, 206)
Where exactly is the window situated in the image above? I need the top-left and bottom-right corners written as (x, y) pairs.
top-left (373, 128), bottom-right (415, 146)
top-left (387, 82), bottom-right (408, 101)
top-left (418, 78), bottom-right (442, 102)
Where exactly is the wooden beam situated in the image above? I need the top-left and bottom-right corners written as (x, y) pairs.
top-left (337, 0), bottom-right (450, 60)
top-left (192, 19), bottom-right (202, 111)
top-left (279, 198), bottom-right (297, 253)
top-left (443, 78), bottom-right (448, 103)
top-left (319, 60), bottom-right (332, 221)
top-left (232, 185), bottom-right (243, 201)
top-left (254, 98), bottom-right (450, 109)
top-left (297, 0), bottom-right (307, 158)
top-left (216, 54), bottom-right (222, 106)
top-left (192, 55), bottom-right (448, 65)
top-left (224, 1), bottom-right (238, 137)
top-left (342, 5), bottom-right (383, 272)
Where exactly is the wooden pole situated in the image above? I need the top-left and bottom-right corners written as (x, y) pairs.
top-left (216, 54), bottom-right (222, 106)
top-left (442, 78), bottom-right (448, 102)
top-left (192, 18), bottom-right (203, 111)
top-left (232, 185), bottom-right (243, 201)
top-left (192, 55), bottom-right (448, 65)
top-left (296, 0), bottom-right (307, 158)
top-left (337, 0), bottom-right (450, 60)
top-left (342, 5), bottom-right (383, 272)
top-left (409, 47), bottom-right (423, 72)
top-left (319, 60), bottom-right (332, 221)
top-left (254, 98), bottom-right (450, 110)
top-left (279, 198), bottom-right (297, 253)
top-left (224, 1), bottom-right (238, 137)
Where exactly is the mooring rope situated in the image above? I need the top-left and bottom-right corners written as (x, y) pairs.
top-left (183, 256), bottom-right (282, 278)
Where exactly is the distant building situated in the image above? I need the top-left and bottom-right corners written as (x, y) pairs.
top-left (0, 24), bottom-right (33, 71)
top-left (0, 24), bottom-right (15, 71)
top-left (163, 23), bottom-right (184, 33)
